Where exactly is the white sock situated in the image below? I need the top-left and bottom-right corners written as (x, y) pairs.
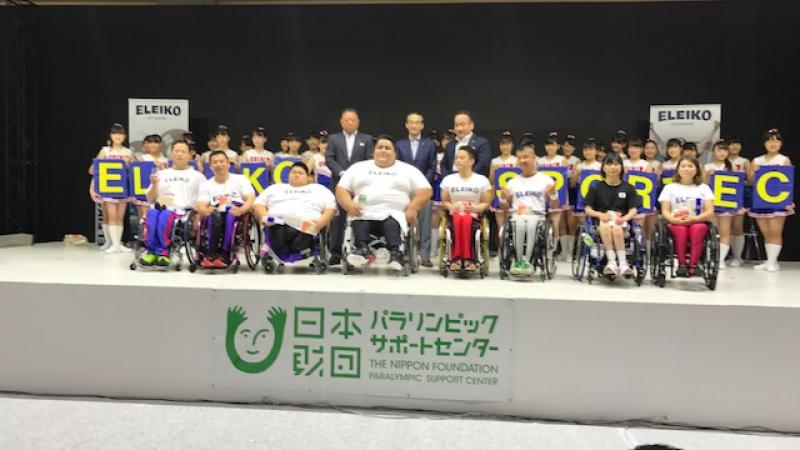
top-left (605, 249), bottom-right (616, 262)
top-left (719, 244), bottom-right (730, 264)
top-left (617, 250), bottom-right (627, 266)
top-left (101, 224), bottom-right (111, 248)
top-left (105, 225), bottom-right (120, 250)
top-left (560, 236), bottom-right (571, 256)
top-left (765, 244), bottom-right (782, 265)
top-left (731, 235), bottom-right (744, 260)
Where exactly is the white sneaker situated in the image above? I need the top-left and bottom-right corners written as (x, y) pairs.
top-left (565, 253), bottom-right (573, 262)
top-left (387, 260), bottom-right (403, 272)
top-left (754, 262), bottom-right (769, 270)
top-left (104, 245), bottom-right (120, 254)
top-left (728, 258), bottom-right (742, 268)
top-left (766, 263), bottom-right (780, 272)
top-left (346, 254), bottom-right (367, 267)
top-left (718, 261), bottom-right (727, 270)
top-left (603, 261), bottom-right (619, 276)
top-left (619, 263), bottom-right (634, 277)
top-left (119, 244), bottom-right (133, 253)
top-left (100, 240), bottom-right (112, 251)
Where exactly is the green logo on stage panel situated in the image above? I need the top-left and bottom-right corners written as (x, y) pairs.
top-left (226, 306), bottom-right (287, 374)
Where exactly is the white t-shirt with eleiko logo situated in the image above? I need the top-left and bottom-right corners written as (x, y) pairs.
top-left (506, 172), bottom-right (555, 214)
top-left (198, 174), bottom-right (255, 210)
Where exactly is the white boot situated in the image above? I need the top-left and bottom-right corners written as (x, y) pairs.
top-left (729, 235), bottom-right (744, 267)
top-left (100, 224), bottom-right (111, 250)
top-left (718, 243), bottom-right (730, 270)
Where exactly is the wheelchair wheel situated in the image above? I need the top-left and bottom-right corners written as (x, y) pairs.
top-left (652, 220), bottom-right (668, 288)
top-left (406, 224), bottom-right (420, 274)
top-left (704, 222), bottom-right (720, 290)
top-left (438, 217), bottom-right (448, 277)
top-left (243, 214), bottom-right (261, 271)
top-left (498, 219), bottom-right (513, 280)
top-left (310, 259), bottom-right (328, 275)
top-left (480, 215), bottom-right (490, 278)
top-left (129, 262), bottom-right (137, 271)
top-left (543, 218), bottom-right (558, 280)
top-left (262, 256), bottom-right (276, 274)
top-left (571, 229), bottom-right (587, 281)
top-left (632, 226), bottom-right (646, 286)
top-left (184, 212), bottom-right (201, 268)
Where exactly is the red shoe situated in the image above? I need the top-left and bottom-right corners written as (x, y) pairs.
top-left (201, 257), bottom-right (214, 269)
top-left (213, 257), bottom-right (227, 269)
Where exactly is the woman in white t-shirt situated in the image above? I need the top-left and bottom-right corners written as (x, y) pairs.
top-left (746, 129), bottom-right (794, 271)
top-left (88, 123), bottom-right (134, 254)
top-left (502, 144), bottom-right (557, 277)
top-left (254, 162), bottom-right (336, 262)
top-left (658, 156), bottom-right (715, 277)
top-left (440, 146), bottom-right (492, 272)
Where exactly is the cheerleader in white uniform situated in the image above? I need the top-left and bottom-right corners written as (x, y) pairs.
top-left (747, 129), bottom-right (794, 271)
top-left (537, 132), bottom-right (567, 256)
top-left (703, 140), bottom-right (743, 269)
top-left (88, 123), bottom-right (133, 253)
top-left (623, 139), bottom-right (656, 249)
top-left (560, 133), bottom-right (581, 261)
top-left (571, 139), bottom-right (603, 223)
top-left (489, 131), bottom-right (518, 251)
top-left (726, 138), bottom-right (750, 266)
top-left (240, 126), bottom-right (274, 167)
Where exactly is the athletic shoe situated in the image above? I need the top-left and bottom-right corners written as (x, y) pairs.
top-left (718, 261), bottom-right (727, 270)
top-left (676, 265), bottom-right (689, 277)
top-left (689, 265), bottom-right (704, 277)
top-left (603, 261), bottom-right (619, 276)
top-left (347, 246), bottom-right (370, 267)
top-left (619, 263), bottom-right (634, 278)
top-left (387, 252), bottom-right (404, 272)
top-left (753, 262), bottom-right (769, 270)
top-left (201, 257), bottom-right (214, 269)
top-left (766, 263), bottom-right (780, 272)
top-left (328, 255), bottom-right (341, 266)
top-left (104, 245), bottom-right (119, 254)
top-left (420, 260), bottom-right (433, 268)
top-left (100, 240), bottom-right (112, 251)
top-left (511, 260), bottom-right (533, 276)
top-left (156, 256), bottom-right (170, 267)
top-left (213, 257), bottom-right (227, 269)
top-left (139, 253), bottom-right (157, 266)
top-left (509, 260), bottom-right (525, 276)
top-left (119, 244), bottom-right (133, 253)
top-left (728, 258), bottom-right (743, 267)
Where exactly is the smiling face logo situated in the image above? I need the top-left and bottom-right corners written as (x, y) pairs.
top-left (225, 306), bottom-right (287, 374)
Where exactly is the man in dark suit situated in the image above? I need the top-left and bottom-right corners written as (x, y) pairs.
top-left (325, 108), bottom-right (374, 265)
top-left (440, 110), bottom-right (492, 178)
top-left (396, 112), bottom-right (437, 267)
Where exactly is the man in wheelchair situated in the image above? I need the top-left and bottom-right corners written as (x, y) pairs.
top-left (253, 162), bottom-right (336, 270)
top-left (138, 140), bottom-right (206, 267)
top-left (583, 153), bottom-right (641, 278)
top-left (195, 150), bottom-right (256, 269)
top-left (501, 144), bottom-right (557, 277)
top-left (335, 135), bottom-right (432, 272)
top-left (439, 145), bottom-right (492, 273)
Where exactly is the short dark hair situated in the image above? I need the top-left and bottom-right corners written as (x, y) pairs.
top-left (666, 138), bottom-right (683, 148)
top-left (375, 134), bottom-right (395, 147)
top-left (290, 161), bottom-right (310, 175)
top-left (453, 110), bottom-right (473, 122)
top-left (171, 139), bottom-right (190, 151)
top-left (456, 145), bottom-right (477, 161)
top-left (582, 138), bottom-right (598, 150)
top-left (682, 141), bottom-right (698, 152)
top-left (763, 128), bottom-right (783, 142)
top-left (601, 153), bottom-right (625, 178)
top-left (341, 107), bottom-right (359, 117)
top-left (628, 138), bottom-right (643, 148)
top-left (209, 150), bottom-right (229, 161)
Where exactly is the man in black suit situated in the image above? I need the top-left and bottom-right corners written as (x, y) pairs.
top-left (440, 110), bottom-right (492, 178)
top-left (325, 108), bottom-right (374, 265)
top-left (396, 112), bottom-right (437, 267)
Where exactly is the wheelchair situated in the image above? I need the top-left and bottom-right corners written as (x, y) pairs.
top-left (571, 217), bottom-right (647, 285)
top-left (341, 218), bottom-right (420, 276)
top-left (438, 213), bottom-right (490, 279)
top-left (651, 218), bottom-right (720, 290)
top-left (129, 205), bottom-right (194, 272)
top-left (187, 206), bottom-right (261, 274)
top-left (261, 225), bottom-right (329, 275)
top-left (498, 211), bottom-right (557, 281)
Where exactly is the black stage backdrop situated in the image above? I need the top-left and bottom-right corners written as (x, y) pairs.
top-left (34, 2), bottom-right (800, 257)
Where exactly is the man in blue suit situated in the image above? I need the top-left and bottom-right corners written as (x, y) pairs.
top-left (440, 110), bottom-right (492, 178)
top-left (325, 108), bottom-right (374, 265)
top-left (396, 112), bottom-right (437, 267)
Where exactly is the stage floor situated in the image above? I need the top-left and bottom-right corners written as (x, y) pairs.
top-left (1, 242), bottom-right (795, 308)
